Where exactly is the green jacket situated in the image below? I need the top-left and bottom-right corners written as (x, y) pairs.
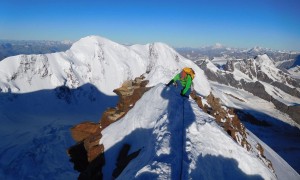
top-left (172, 73), bottom-right (192, 95)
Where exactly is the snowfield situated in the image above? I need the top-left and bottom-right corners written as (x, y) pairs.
top-left (0, 35), bottom-right (210, 179)
top-left (101, 84), bottom-right (277, 179)
top-left (0, 35), bottom-right (299, 179)
top-left (0, 35), bottom-right (210, 96)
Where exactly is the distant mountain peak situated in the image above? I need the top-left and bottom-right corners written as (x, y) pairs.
top-left (1, 35), bottom-right (299, 180)
top-left (60, 40), bottom-right (73, 45)
top-left (213, 42), bottom-right (223, 49)
top-left (247, 46), bottom-right (266, 53)
top-left (254, 54), bottom-right (275, 66)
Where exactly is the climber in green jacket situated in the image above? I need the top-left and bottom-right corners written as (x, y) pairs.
top-left (166, 67), bottom-right (195, 97)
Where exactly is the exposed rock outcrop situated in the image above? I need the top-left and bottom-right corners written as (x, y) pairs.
top-left (68, 75), bottom-right (275, 178)
top-left (191, 92), bottom-right (275, 173)
top-left (199, 59), bottom-right (300, 124)
top-left (67, 75), bottom-right (150, 179)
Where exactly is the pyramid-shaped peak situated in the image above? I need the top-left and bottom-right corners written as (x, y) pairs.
top-left (255, 54), bottom-right (274, 65)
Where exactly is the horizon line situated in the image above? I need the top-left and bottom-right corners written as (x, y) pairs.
top-left (0, 36), bottom-right (299, 52)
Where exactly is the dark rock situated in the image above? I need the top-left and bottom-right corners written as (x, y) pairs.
top-left (68, 75), bottom-right (151, 179)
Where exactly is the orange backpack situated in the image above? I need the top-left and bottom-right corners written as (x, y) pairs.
top-left (180, 67), bottom-right (195, 80)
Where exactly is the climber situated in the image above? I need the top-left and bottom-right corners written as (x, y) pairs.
top-left (166, 67), bottom-right (195, 97)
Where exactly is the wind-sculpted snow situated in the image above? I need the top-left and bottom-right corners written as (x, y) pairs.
top-left (200, 55), bottom-right (300, 124)
top-left (210, 82), bottom-right (300, 176)
top-left (100, 84), bottom-right (276, 179)
top-left (1, 35), bottom-right (298, 179)
top-left (0, 35), bottom-right (210, 96)
top-left (0, 35), bottom-right (211, 179)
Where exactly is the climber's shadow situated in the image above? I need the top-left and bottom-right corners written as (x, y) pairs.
top-left (161, 84), bottom-right (196, 179)
top-left (161, 85), bottom-right (263, 179)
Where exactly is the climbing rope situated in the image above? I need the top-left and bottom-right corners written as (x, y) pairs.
top-left (179, 97), bottom-right (185, 180)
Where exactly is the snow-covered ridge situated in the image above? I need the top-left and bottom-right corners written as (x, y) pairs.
top-left (198, 55), bottom-right (300, 175)
top-left (1, 35), bottom-right (299, 179)
top-left (0, 35), bottom-right (210, 96)
top-left (255, 54), bottom-right (275, 67)
top-left (0, 35), bottom-right (211, 179)
top-left (100, 84), bottom-right (278, 179)
top-left (201, 54), bottom-right (300, 105)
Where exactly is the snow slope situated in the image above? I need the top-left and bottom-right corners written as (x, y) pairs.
top-left (100, 84), bottom-right (279, 179)
top-left (0, 84), bottom-right (118, 179)
top-left (210, 82), bottom-right (300, 175)
top-left (204, 55), bottom-right (300, 111)
top-left (0, 35), bottom-right (210, 96)
top-left (210, 82), bottom-right (299, 128)
top-left (288, 66), bottom-right (300, 79)
top-left (248, 131), bottom-right (300, 180)
top-left (0, 35), bottom-right (298, 179)
top-left (199, 56), bottom-right (300, 174)
top-left (0, 35), bottom-right (210, 179)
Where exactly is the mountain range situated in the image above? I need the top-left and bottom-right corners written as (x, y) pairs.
top-left (0, 36), bottom-right (299, 179)
top-left (0, 40), bottom-right (72, 61)
top-left (176, 44), bottom-right (300, 63)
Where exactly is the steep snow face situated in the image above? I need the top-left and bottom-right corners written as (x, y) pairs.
top-left (0, 54), bottom-right (53, 92)
top-left (254, 55), bottom-right (281, 82)
top-left (100, 84), bottom-right (277, 179)
top-left (0, 35), bottom-right (211, 179)
top-left (210, 82), bottom-right (299, 128)
top-left (201, 55), bottom-right (300, 111)
top-left (199, 56), bottom-right (300, 173)
top-left (261, 81), bottom-right (300, 106)
top-left (130, 41), bottom-right (211, 95)
top-left (0, 35), bottom-right (211, 96)
top-left (288, 66), bottom-right (300, 79)
top-left (221, 54), bottom-right (297, 86)
top-left (210, 82), bottom-right (300, 175)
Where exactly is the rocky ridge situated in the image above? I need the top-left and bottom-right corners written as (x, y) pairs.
top-left (199, 55), bottom-right (300, 124)
top-left (68, 77), bottom-right (275, 179)
top-left (201, 92), bottom-right (274, 172)
top-left (68, 75), bottom-right (150, 179)
top-left (176, 45), bottom-right (300, 63)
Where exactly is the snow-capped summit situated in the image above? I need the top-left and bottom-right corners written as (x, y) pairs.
top-left (247, 46), bottom-right (273, 54)
top-left (67, 35), bottom-right (120, 60)
top-left (198, 53), bottom-right (300, 177)
top-left (212, 42), bottom-right (224, 49)
top-left (254, 54), bottom-right (275, 67)
top-left (0, 35), bottom-right (299, 180)
top-left (201, 54), bottom-right (300, 120)
top-left (0, 35), bottom-right (211, 96)
top-left (0, 35), bottom-right (213, 178)
top-left (248, 46), bottom-right (264, 53)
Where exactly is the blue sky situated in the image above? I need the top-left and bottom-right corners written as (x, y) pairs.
top-left (0, 0), bottom-right (299, 50)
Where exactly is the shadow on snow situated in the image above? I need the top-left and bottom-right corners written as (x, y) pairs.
top-left (190, 154), bottom-right (264, 180)
top-left (99, 84), bottom-right (264, 179)
top-left (236, 109), bottom-right (300, 174)
top-left (0, 83), bottom-right (118, 179)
